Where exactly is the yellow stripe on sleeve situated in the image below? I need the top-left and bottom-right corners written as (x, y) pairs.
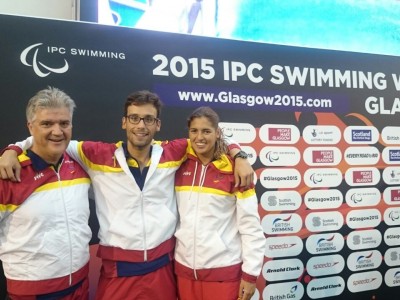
top-left (0, 203), bottom-right (18, 213)
top-left (34, 178), bottom-right (91, 193)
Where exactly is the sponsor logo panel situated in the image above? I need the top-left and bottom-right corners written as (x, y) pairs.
top-left (382, 126), bottom-right (400, 145)
top-left (303, 147), bottom-right (342, 166)
top-left (304, 189), bottom-right (343, 210)
top-left (305, 211), bottom-right (343, 232)
top-left (383, 186), bottom-right (400, 205)
top-left (344, 146), bottom-right (380, 165)
top-left (306, 276), bottom-right (345, 299)
top-left (260, 168), bottom-right (301, 189)
top-left (345, 187), bottom-right (381, 207)
top-left (265, 236), bottom-right (303, 258)
top-left (306, 233), bottom-right (345, 255)
top-left (302, 125), bottom-right (341, 145)
top-left (304, 168), bottom-right (342, 188)
top-left (382, 147), bottom-right (400, 164)
top-left (259, 124), bottom-right (300, 144)
top-left (306, 254), bottom-right (345, 277)
top-left (347, 250), bottom-right (382, 272)
top-left (347, 271), bottom-right (382, 293)
top-left (384, 247), bottom-right (400, 267)
top-left (346, 209), bottom-right (381, 229)
top-left (262, 213), bottom-right (303, 235)
top-left (259, 146), bottom-right (300, 166)
top-left (384, 207), bottom-right (400, 226)
top-left (347, 229), bottom-right (382, 250)
top-left (384, 267), bottom-right (400, 287)
top-left (384, 227), bottom-right (400, 247)
top-left (220, 122), bottom-right (256, 143)
top-left (261, 190), bottom-right (302, 211)
top-left (383, 167), bottom-right (400, 185)
top-left (345, 167), bottom-right (380, 187)
top-left (262, 258), bottom-right (304, 282)
top-left (344, 126), bottom-right (379, 144)
top-left (263, 281), bottom-right (305, 300)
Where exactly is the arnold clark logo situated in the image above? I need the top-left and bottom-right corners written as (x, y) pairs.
top-left (347, 271), bottom-right (382, 293)
top-left (303, 147), bottom-right (342, 166)
top-left (385, 267), bottom-right (400, 287)
top-left (304, 189), bottom-right (343, 210)
top-left (344, 126), bottom-right (379, 144)
top-left (265, 236), bottom-right (303, 258)
top-left (261, 190), bottom-right (301, 211)
top-left (345, 167), bottom-right (380, 186)
top-left (305, 211), bottom-right (343, 232)
top-left (382, 147), bottom-right (400, 164)
top-left (384, 227), bottom-right (400, 247)
top-left (260, 168), bottom-right (301, 189)
top-left (345, 187), bottom-right (380, 207)
top-left (383, 167), bottom-right (400, 185)
top-left (306, 276), bottom-right (345, 299)
top-left (302, 125), bottom-right (341, 145)
top-left (259, 124), bottom-right (300, 144)
top-left (263, 281), bottom-right (304, 300)
top-left (347, 250), bottom-right (382, 272)
top-left (20, 42), bottom-right (126, 77)
top-left (383, 186), bottom-right (400, 205)
top-left (344, 146), bottom-right (380, 166)
top-left (262, 258), bottom-right (303, 282)
top-left (384, 247), bottom-right (400, 267)
top-left (382, 126), bottom-right (400, 145)
top-left (347, 229), bottom-right (382, 250)
top-left (262, 213), bottom-right (302, 235)
top-left (259, 146), bottom-right (300, 166)
top-left (219, 122), bottom-right (256, 144)
top-left (304, 168), bottom-right (342, 188)
top-left (306, 254), bottom-right (345, 277)
top-left (346, 209), bottom-right (381, 229)
top-left (306, 233), bottom-right (344, 255)
top-left (384, 207), bottom-right (400, 226)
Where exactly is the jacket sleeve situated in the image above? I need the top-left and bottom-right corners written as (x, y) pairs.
top-left (235, 188), bottom-right (266, 282)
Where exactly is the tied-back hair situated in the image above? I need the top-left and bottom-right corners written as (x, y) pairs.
top-left (124, 90), bottom-right (163, 117)
top-left (187, 106), bottom-right (228, 160)
top-left (26, 86), bottom-right (76, 122)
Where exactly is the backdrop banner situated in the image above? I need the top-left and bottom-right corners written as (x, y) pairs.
top-left (1, 14), bottom-right (400, 300)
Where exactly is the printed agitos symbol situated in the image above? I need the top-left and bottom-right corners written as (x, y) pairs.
top-left (266, 151), bottom-right (280, 162)
top-left (351, 193), bottom-right (363, 203)
top-left (310, 173), bottom-right (323, 184)
top-left (20, 43), bottom-right (69, 77)
top-left (395, 271), bottom-right (400, 279)
top-left (390, 210), bottom-right (400, 221)
top-left (272, 215), bottom-right (292, 225)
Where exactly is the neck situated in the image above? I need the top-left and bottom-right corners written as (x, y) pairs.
top-left (127, 143), bottom-right (151, 169)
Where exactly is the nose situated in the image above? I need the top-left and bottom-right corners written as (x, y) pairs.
top-left (51, 123), bottom-right (63, 135)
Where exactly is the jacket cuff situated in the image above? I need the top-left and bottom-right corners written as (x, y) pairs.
top-left (241, 272), bottom-right (258, 283)
top-left (1, 145), bottom-right (23, 156)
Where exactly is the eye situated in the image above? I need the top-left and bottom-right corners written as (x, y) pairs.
top-left (40, 121), bottom-right (52, 128)
top-left (144, 116), bottom-right (155, 123)
top-left (60, 121), bottom-right (71, 128)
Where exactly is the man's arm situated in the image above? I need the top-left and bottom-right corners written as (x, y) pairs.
top-left (0, 149), bottom-right (21, 182)
top-left (0, 137), bottom-right (34, 182)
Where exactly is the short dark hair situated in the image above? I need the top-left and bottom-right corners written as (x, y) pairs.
top-left (124, 90), bottom-right (163, 117)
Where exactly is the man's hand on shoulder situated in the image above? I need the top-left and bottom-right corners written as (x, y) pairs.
top-left (0, 150), bottom-right (21, 182)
